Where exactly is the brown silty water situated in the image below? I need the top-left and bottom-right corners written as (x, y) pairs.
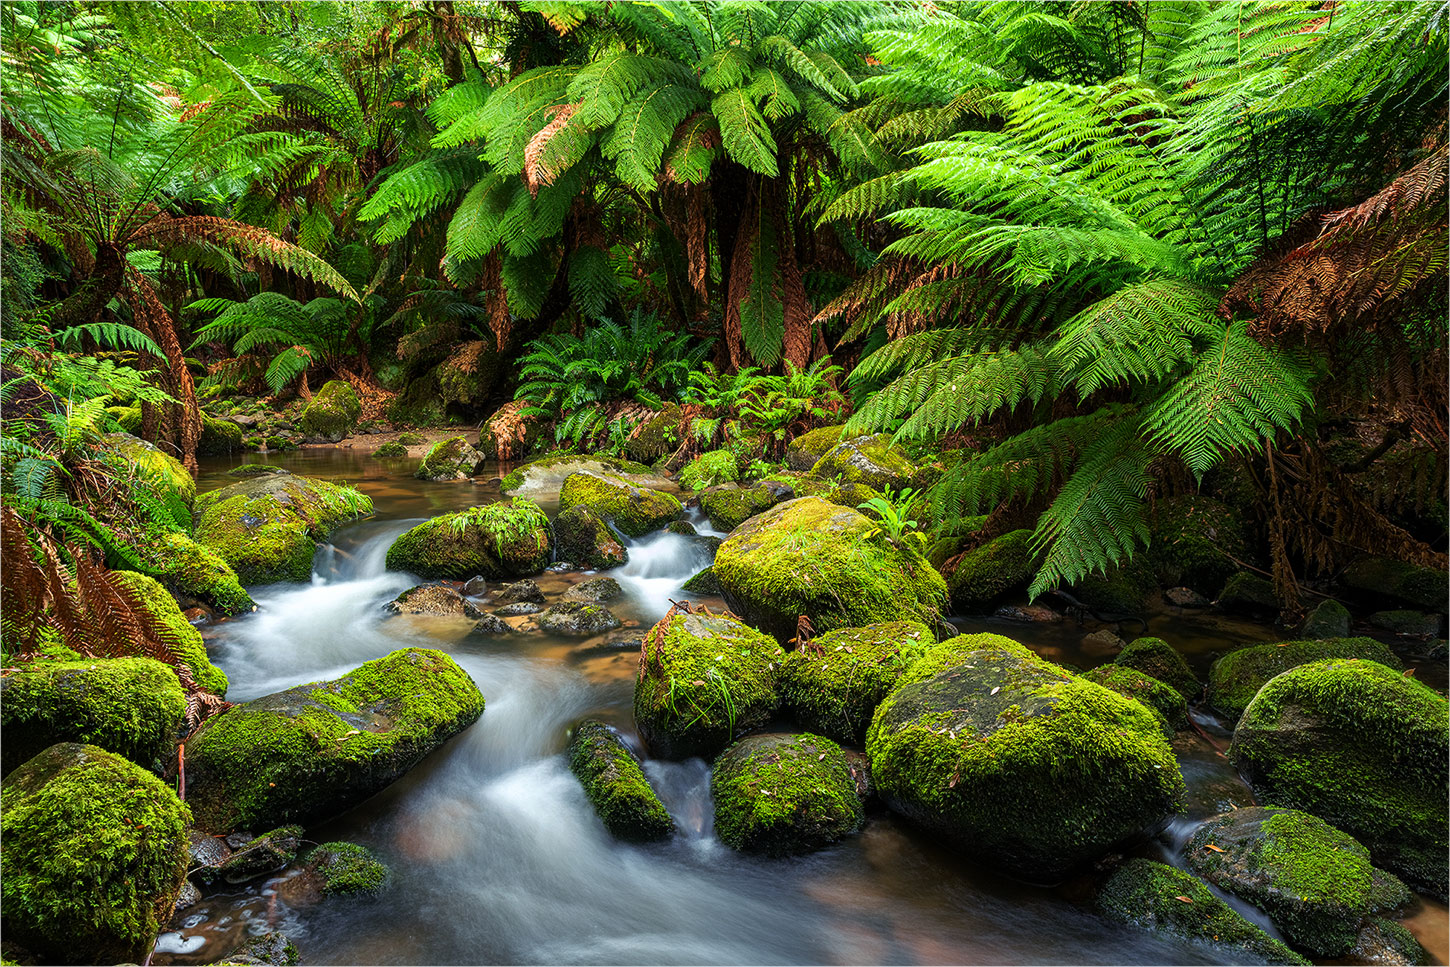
top-left (153, 448), bottom-right (1447, 966)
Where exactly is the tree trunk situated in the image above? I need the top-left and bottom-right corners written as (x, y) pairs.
top-left (710, 162), bottom-right (752, 369)
top-left (50, 242), bottom-right (125, 331)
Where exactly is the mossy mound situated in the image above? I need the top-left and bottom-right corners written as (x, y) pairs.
top-left (711, 733), bottom-right (864, 856)
top-left (697, 481), bottom-right (793, 532)
top-left (372, 440), bottom-right (408, 458)
top-left (682, 566), bottom-right (721, 594)
top-left (944, 529), bottom-right (1037, 612)
top-left (299, 380), bottom-right (361, 443)
top-left (109, 570), bottom-right (228, 696)
top-left (713, 496), bottom-right (947, 642)
top-left (500, 452), bottom-right (662, 498)
top-left (136, 530), bottom-right (255, 616)
top-left (785, 425), bottom-right (846, 472)
top-left (1097, 858), bottom-right (1309, 965)
top-left (385, 500), bottom-right (551, 580)
top-left (1185, 806), bottom-right (1410, 956)
top-left (624, 404), bottom-right (683, 463)
top-left (553, 505), bottom-right (628, 570)
top-left (1339, 557), bottom-right (1448, 613)
top-left (415, 435), bottom-right (484, 481)
top-left (809, 434), bottom-right (917, 490)
top-left (1218, 571), bottom-right (1280, 617)
top-left (679, 449), bottom-right (738, 491)
top-left (99, 431), bottom-right (195, 516)
top-left (1071, 559), bottom-right (1157, 615)
top-left (866, 634), bottom-right (1184, 881)
top-left (0, 658), bottom-right (185, 775)
top-left (779, 621), bottom-right (935, 744)
top-left (567, 720), bottom-right (673, 842)
top-left (1229, 658), bottom-right (1448, 899)
top-left (1147, 496), bottom-right (1255, 596)
top-left (1079, 665), bottom-right (1187, 734)
top-left (397, 431), bottom-right (427, 446)
top-left (1368, 609), bottom-right (1442, 636)
top-left (1, 743), bottom-right (191, 964)
top-left (194, 470), bottom-right (373, 584)
top-left (184, 648), bottom-right (485, 832)
top-left (1299, 599), bottom-right (1351, 639)
top-left (308, 841), bottom-right (389, 897)
top-left (633, 612), bottom-right (782, 760)
top-left (1206, 637), bottom-right (1399, 723)
top-left (1114, 637), bottom-right (1200, 701)
top-left (111, 406), bottom-right (244, 456)
top-left (559, 470), bottom-right (683, 537)
top-left (216, 824), bottom-right (303, 883)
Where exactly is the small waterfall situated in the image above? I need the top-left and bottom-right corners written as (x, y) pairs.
top-left (614, 531), bottom-right (717, 614)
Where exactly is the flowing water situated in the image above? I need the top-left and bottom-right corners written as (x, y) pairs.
top-left (158, 449), bottom-right (1448, 966)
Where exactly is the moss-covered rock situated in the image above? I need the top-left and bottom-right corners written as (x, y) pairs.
top-left (298, 380), bottom-right (361, 442)
top-left (112, 405), bottom-right (242, 456)
top-left (414, 435), bottom-right (484, 481)
top-left (559, 470), bottom-right (683, 537)
top-left (1339, 557), bottom-right (1448, 613)
top-left (537, 601), bottom-right (621, 636)
top-left (1097, 858), bottom-right (1309, 965)
top-left (713, 496), bottom-right (947, 642)
top-left (1080, 665), bottom-right (1187, 734)
top-left (1368, 610), bottom-right (1442, 637)
top-left (624, 404), bottom-right (683, 463)
top-left (397, 431), bottom-right (427, 446)
top-left (553, 505), bottom-right (628, 569)
top-left (1071, 559), bottom-right (1157, 615)
top-left (1147, 496), bottom-right (1255, 596)
top-left (385, 500), bottom-right (551, 580)
top-left (372, 440), bottom-right (408, 458)
top-left (1114, 637), bottom-right (1200, 701)
top-left (682, 566), bottom-right (721, 595)
top-left (1218, 571), bottom-right (1280, 617)
top-left (108, 570), bottom-right (228, 696)
top-left (215, 824), bottom-right (303, 884)
top-left (1299, 598), bottom-right (1351, 639)
top-left (779, 621), bottom-right (935, 744)
top-left (1349, 918), bottom-right (1431, 966)
top-left (944, 529), bottom-right (1037, 612)
top-left (1185, 806), bottom-right (1410, 956)
top-left (136, 530), bottom-right (255, 616)
top-left (184, 648), bottom-right (485, 832)
top-left (500, 453), bottom-right (664, 499)
top-left (1229, 659), bottom-right (1448, 899)
top-left (567, 720), bottom-right (673, 842)
top-left (194, 470), bottom-right (373, 584)
top-left (1206, 637), bottom-right (1399, 723)
top-left (679, 449), bottom-right (738, 491)
top-left (711, 733), bottom-right (864, 856)
top-left (308, 841), bottom-right (390, 897)
top-left (810, 434), bottom-right (918, 490)
top-left (697, 481), bottom-right (794, 532)
top-left (98, 432), bottom-right (194, 521)
top-left (785, 425), bottom-right (846, 472)
top-left (1, 743), bottom-right (191, 964)
top-left (866, 634), bottom-right (1184, 881)
top-left (633, 612), bottom-right (782, 760)
top-left (0, 658), bottom-right (185, 775)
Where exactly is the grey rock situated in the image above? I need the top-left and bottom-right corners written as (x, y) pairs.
top-left (494, 601), bottom-right (542, 617)
top-left (537, 602), bottom-right (622, 636)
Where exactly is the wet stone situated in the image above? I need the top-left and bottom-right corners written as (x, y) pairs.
top-left (561, 577), bottom-right (624, 604)
top-left (468, 614), bottom-right (513, 637)
top-left (993, 605), bottom-right (1062, 623)
top-left (462, 576), bottom-right (488, 597)
top-left (537, 602), bottom-right (622, 636)
top-left (1164, 587), bottom-right (1212, 608)
top-left (1081, 629), bottom-right (1126, 657)
top-left (493, 579), bottom-right (545, 604)
top-left (494, 602), bottom-right (542, 617)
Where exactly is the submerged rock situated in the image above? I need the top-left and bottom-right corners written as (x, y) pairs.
top-left (414, 435), bottom-right (484, 481)
top-left (810, 434), bottom-right (917, 490)
top-left (385, 500), bottom-right (551, 580)
top-left (711, 733), bottom-right (864, 856)
top-left (553, 505), bottom-right (628, 570)
top-left (1114, 637), bottom-right (1200, 701)
top-left (567, 720), bottom-right (673, 842)
top-left (386, 583), bottom-right (484, 618)
top-left (0, 743), bottom-right (191, 965)
top-left (537, 602), bottom-right (621, 636)
top-left (184, 649), bottom-right (485, 832)
top-left (1205, 637), bottom-right (1399, 723)
top-left (779, 621), bottom-right (935, 744)
top-left (559, 470), bottom-right (683, 537)
top-left (298, 380), bottom-right (361, 443)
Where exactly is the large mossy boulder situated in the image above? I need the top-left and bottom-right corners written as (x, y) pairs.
top-left (99, 431), bottom-right (195, 516)
top-left (633, 612), bottom-right (782, 760)
top-left (1299, 599), bottom-right (1351, 639)
top-left (1114, 637), bottom-right (1200, 701)
top-left (1339, 557), bottom-right (1448, 613)
top-left (678, 449), bottom-right (738, 492)
top-left (944, 529), bottom-right (1036, 612)
top-left (414, 435), bottom-right (484, 481)
top-left (0, 658), bottom-right (185, 775)
top-left (194, 469), bottom-right (373, 584)
top-left (567, 720), bottom-right (673, 842)
top-left (1185, 807), bottom-right (1410, 956)
top-left (711, 733), bottom-right (864, 856)
top-left (1229, 659), bottom-right (1448, 899)
top-left (1097, 858), bottom-right (1309, 966)
top-left (137, 531), bottom-right (254, 616)
top-left (624, 404), bottom-right (682, 463)
top-left (1, 743), bottom-right (191, 965)
top-left (809, 434), bottom-right (917, 490)
top-left (697, 480), bottom-right (793, 532)
top-left (500, 453), bottom-right (669, 499)
top-left (785, 425), bottom-right (845, 472)
top-left (1205, 637), bottom-right (1399, 723)
top-left (713, 496), bottom-right (947, 642)
top-left (779, 620), bottom-right (935, 744)
top-left (553, 505), bottom-right (628, 569)
top-left (184, 648), bottom-right (485, 832)
top-left (109, 570), bottom-right (228, 696)
top-left (866, 634), bottom-right (1184, 882)
top-left (1079, 664), bottom-right (1187, 733)
top-left (559, 470), bottom-right (683, 537)
top-left (385, 499), bottom-right (551, 580)
top-left (1147, 496), bottom-right (1254, 596)
top-left (298, 380), bottom-right (361, 443)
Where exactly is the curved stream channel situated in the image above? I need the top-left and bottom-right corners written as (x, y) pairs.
top-left (157, 449), bottom-right (1448, 966)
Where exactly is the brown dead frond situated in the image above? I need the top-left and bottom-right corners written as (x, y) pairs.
top-left (524, 102), bottom-right (582, 196)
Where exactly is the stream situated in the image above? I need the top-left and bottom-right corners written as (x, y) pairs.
top-left (156, 449), bottom-right (1448, 966)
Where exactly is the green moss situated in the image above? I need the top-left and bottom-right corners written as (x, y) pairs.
top-left (785, 425), bottom-right (845, 472)
top-left (0, 658), bottom-right (185, 774)
top-left (415, 435), bottom-right (482, 480)
top-left (568, 720), bottom-right (673, 842)
top-left (945, 529), bottom-right (1037, 611)
top-left (679, 449), bottom-right (738, 491)
top-left (1186, 806), bottom-right (1410, 956)
top-left (553, 505), bottom-right (628, 569)
top-left (713, 496), bottom-right (947, 642)
top-left (779, 621), bottom-right (935, 744)
top-left (386, 499), bottom-right (551, 579)
top-left (682, 566), bottom-right (721, 594)
top-left (1148, 496), bottom-right (1254, 595)
top-left (1, 743), bottom-right (191, 964)
top-left (98, 432), bottom-right (195, 517)
top-left (184, 648), bottom-right (485, 831)
top-left (711, 733), bottom-right (864, 856)
top-left (625, 404), bottom-right (683, 463)
top-left (198, 411), bottom-right (245, 456)
top-left (1229, 658), bottom-right (1448, 899)
top-left (299, 380), bottom-right (361, 442)
top-left (1097, 858), bottom-right (1310, 965)
top-left (397, 431), bottom-right (428, 446)
top-left (1218, 571), bottom-right (1279, 615)
top-left (1340, 557), bottom-right (1448, 612)
top-left (1206, 637), bottom-right (1399, 723)
top-left (372, 440), bottom-right (408, 458)
top-left (633, 612), bottom-right (783, 760)
top-left (1115, 637), bottom-right (1200, 701)
top-left (866, 636), bottom-right (1184, 880)
top-left (1072, 558), bottom-right (1157, 614)
top-left (697, 482), bottom-right (791, 531)
top-left (558, 470), bottom-right (682, 537)
top-left (1299, 599), bottom-right (1351, 639)
top-left (136, 531), bottom-right (255, 616)
top-left (108, 570), bottom-right (228, 696)
top-left (310, 842), bottom-right (389, 896)
top-left (1352, 918), bottom-right (1431, 965)
top-left (809, 434), bottom-right (918, 490)
top-left (265, 433), bottom-right (299, 451)
top-left (1080, 665), bottom-right (1187, 733)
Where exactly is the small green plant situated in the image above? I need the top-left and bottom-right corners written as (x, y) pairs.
top-left (445, 498), bottom-right (548, 558)
top-left (685, 359), bottom-right (847, 457)
top-left (858, 487), bottom-right (925, 543)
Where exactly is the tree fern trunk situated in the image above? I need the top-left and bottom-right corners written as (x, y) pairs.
top-left (49, 242), bottom-right (124, 332)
